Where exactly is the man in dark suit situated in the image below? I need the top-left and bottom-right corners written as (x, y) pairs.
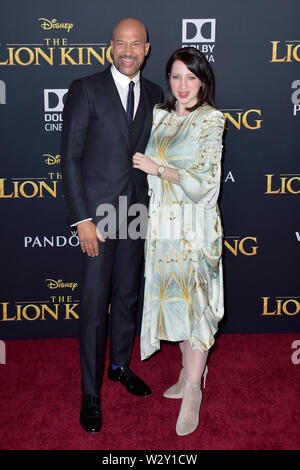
top-left (61, 18), bottom-right (163, 433)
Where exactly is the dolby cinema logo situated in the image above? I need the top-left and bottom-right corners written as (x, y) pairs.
top-left (44, 88), bottom-right (68, 132)
top-left (182, 19), bottom-right (216, 62)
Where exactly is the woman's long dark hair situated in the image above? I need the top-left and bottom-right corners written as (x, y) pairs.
top-left (159, 47), bottom-right (216, 112)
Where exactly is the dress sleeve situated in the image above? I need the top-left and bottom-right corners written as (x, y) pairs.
top-left (178, 109), bottom-right (225, 207)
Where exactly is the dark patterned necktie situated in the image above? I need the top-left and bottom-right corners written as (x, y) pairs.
top-left (126, 81), bottom-right (135, 123)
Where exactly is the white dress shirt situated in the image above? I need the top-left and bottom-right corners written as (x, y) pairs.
top-left (71, 65), bottom-right (141, 227)
top-left (110, 63), bottom-right (140, 118)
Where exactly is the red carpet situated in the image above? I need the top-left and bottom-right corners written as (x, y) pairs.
top-left (0, 333), bottom-right (299, 450)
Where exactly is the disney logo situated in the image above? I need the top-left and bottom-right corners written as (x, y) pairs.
top-left (39, 18), bottom-right (74, 33)
top-left (46, 279), bottom-right (78, 291)
top-left (44, 154), bottom-right (61, 165)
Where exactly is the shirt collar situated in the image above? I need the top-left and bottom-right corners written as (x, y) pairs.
top-left (110, 64), bottom-right (140, 89)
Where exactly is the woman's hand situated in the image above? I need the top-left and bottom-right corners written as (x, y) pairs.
top-left (132, 152), bottom-right (158, 175)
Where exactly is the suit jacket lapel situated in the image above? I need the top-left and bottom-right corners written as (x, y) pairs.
top-left (134, 77), bottom-right (152, 151)
top-left (103, 68), bottom-right (131, 150)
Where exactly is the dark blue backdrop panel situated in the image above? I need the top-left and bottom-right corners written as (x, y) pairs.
top-left (0, 0), bottom-right (299, 339)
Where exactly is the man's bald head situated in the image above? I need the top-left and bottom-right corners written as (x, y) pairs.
top-left (111, 17), bottom-right (150, 79)
top-left (112, 18), bottom-right (148, 43)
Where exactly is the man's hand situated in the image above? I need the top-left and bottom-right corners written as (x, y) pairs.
top-left (77, 220), bottom-right (105, 257)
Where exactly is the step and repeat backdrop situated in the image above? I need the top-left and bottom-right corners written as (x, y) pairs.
top-left (0, 0), bottom-right (299, 339)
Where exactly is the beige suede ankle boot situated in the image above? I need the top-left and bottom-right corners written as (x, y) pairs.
top-left (176, 379), bottom-right (202, 436)
top-left (163, 368), bottom-right (185, 398)
top-left (163, 365), bottom-right (208, 399)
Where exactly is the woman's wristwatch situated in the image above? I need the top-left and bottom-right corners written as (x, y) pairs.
top-left (157, 166), bottom-right (166, 178)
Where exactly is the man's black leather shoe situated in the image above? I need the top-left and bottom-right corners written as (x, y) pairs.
top-left (108, 365), bottom-right (152, 397)
top-left (80, 394), bottom-right (102, 433)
